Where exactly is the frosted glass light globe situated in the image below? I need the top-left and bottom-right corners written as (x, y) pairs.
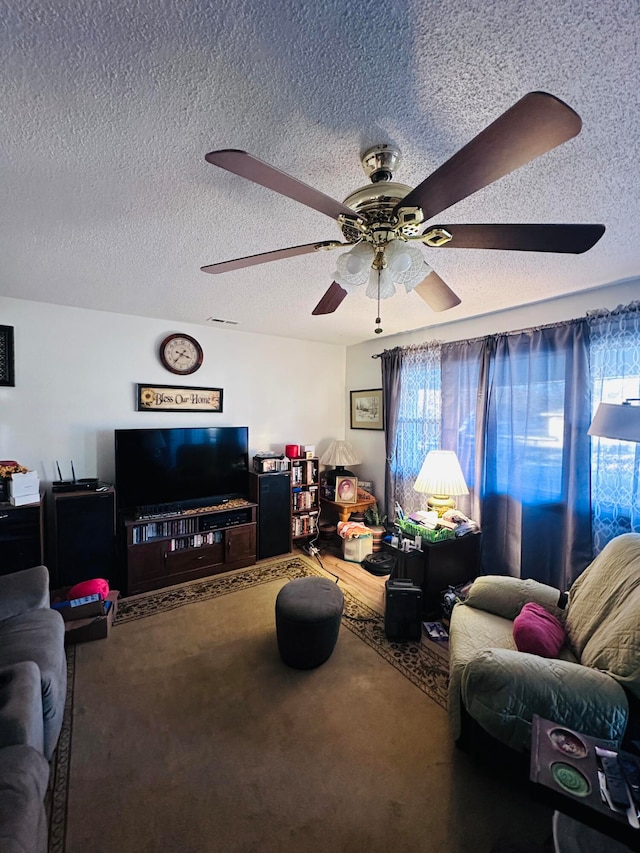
top-left (366, 267), bottom-right (395, 299)
top-left (334, 242), bottom-right (374, 289)
top-left (385, 241), bottom-right (425, 289)
top-left (391, 252), bottom-right (412, 273)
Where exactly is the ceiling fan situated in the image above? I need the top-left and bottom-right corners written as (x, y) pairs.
top-left (201, 91), bottom-right (605, 334)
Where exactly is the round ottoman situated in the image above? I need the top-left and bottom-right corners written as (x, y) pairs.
top-left (275, 577), bottom-right (344, 669)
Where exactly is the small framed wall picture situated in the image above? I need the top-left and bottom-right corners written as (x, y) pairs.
top-left (335, 476), bottom-right (358, 504)
top-left (0, 326), bottom-right (15, 387)
top-left (350, 388), bottom-right (384, 430)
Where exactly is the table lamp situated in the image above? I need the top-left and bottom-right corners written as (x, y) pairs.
top-left (413, 450), bottom-right (469, 516)
top-left (320, 440), bottom-right (361, 486)
top-left (588, 399), bottom-right (640, 442)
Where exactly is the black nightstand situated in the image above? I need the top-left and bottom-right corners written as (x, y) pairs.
top-left (384, 531), bottom-right (481, 618)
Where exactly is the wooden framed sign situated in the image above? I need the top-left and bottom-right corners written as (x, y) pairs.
top-left (136, 384), bottom-right (223, 413)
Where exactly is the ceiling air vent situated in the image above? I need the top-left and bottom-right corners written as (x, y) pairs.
top-left (206, 317), bottom-right (239, 325)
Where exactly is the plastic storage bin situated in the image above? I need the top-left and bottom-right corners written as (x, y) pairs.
top-left (342, 533), bottom-right (373, 563)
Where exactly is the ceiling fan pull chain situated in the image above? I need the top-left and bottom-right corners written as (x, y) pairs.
top-left (375, 270), bottom-right (383, 335)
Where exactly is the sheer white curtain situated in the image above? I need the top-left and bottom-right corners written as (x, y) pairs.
top-left (588, 302), bottom-right (640, 552)
top-left (381, 343), bottom-right (441, 517)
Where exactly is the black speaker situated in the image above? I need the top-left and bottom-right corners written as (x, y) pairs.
top-left (249, 472), bottom-right (292, 560)
top-left (51, 489), bottom-right (116, 588)
top-left (384, 578), bottom-right (422, 641)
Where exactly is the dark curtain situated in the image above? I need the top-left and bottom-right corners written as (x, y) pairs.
top-left (380, 347), bottom-right (404, 523)
top-left (479, 320), bottom-right (592, 589)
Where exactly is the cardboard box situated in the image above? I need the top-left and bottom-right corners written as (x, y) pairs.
top-left (52, 593), bottom-right (106, 621)
top-left (63, 591), bottom-right (119, 645)
top-left (9, 470), bottom-right (40, 498)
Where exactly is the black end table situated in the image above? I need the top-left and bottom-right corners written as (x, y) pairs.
top-left (384, 530), bottom-right (481, 618)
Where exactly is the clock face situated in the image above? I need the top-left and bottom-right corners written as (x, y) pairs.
top-left (159, 334), bottom-right (203, 375)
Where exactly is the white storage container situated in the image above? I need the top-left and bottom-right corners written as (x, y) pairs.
top-left (342, 533), bottom-right (373, 563)
top-left (9, 470), bottom-right (40, 498)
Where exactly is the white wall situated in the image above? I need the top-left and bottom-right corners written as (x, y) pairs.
top-left (345, 277), bottom-right (640, 497)
top-left (4, 278), bottom-right (638, 506)
top-left (0, 296), bottom-right (347, 484)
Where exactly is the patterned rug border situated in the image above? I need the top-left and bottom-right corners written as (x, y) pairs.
top-left (47, 555), bottom-right (448, 852)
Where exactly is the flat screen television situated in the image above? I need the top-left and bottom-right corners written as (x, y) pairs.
top-left (114, 426), bottom-right (249, 514)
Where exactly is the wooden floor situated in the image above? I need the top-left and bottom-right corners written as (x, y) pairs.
top-left (288, 537), bottom-right (450, 660)
top-left (292, 539), bottom-right (387, 614)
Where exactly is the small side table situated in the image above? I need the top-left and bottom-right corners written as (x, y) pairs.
top-left (320, 495), bottom-right (376, 524)
top-left (530, 715), bottom-right (638, 851)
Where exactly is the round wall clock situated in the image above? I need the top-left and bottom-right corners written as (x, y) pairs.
top-left (159, 333), bottom-right (204, 375)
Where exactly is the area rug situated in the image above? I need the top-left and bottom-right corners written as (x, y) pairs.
top-left (47, 555), bottom-right (551, 852)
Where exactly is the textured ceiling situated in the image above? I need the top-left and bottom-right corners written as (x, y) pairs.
top-left (1, 0), bottom-right (638, 346)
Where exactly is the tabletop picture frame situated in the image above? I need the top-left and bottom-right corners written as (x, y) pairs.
top-left (0, 325), bottom-right (15, 387)
top-left (335, 475), bottom-right (358, 504)
top-left (350, 388), bottom-right (384, 430)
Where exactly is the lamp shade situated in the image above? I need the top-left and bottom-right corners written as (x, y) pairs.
top-left (414, 450), bottom-right (469, 497)
top-left (320, 440), bottom-right (361, 467)
top-left (588, 402), bottom-right (640, 442)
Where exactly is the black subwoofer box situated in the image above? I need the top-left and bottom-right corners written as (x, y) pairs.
top-left (51, 489), bottom-right (116, 588)
top-left (384, 578), bottom-right (422, 641)
top-left (249, 472), bottom-right (292, 560)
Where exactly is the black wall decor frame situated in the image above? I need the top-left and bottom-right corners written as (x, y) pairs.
top-left (0, 326), bottom-right (15, 387)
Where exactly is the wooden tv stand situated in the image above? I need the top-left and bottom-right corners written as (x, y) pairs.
top-left (123, 499), bottom-right (257, 595)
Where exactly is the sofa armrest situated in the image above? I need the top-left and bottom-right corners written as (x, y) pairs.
top-left (0, 566), bottom-right (50, 622)
top-left (463, 575), bottom-right (565, 621)
top-left (0, 662), bottom-right (44, 753)
top-left (461, 647), bottom-right (629, 752)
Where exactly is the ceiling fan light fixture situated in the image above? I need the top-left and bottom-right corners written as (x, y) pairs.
top-left (366, 267), bottom-right (395, 299)
top-left (334, 242), bottom-right (374, 288)
top-left (404, 260), bottom-right (433, 293)
top-left (385, 241), bottom-right (426, 290)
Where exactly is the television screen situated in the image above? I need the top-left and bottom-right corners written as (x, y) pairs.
top-left (114, 426), bottom-right (249, 513)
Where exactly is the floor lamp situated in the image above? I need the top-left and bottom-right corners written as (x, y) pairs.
top-left (588, 400), bottom-right (640, 442)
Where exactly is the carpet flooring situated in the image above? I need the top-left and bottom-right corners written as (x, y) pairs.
top-left (47, 555), bottom-right (551, 852)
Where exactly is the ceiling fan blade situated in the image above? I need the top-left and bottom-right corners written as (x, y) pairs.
top-left (430, 223), bottom-right (605, 253)
top-left (312, 281), bottom-right (348, 315)
top-left (414, 270), bottom-right (461, 312)
top-left (201, 240), bottom-right (345, 274)
top-left (205, 149), bottom-right (356, 221)
top-left (397, 92), bottom-right (582, 221)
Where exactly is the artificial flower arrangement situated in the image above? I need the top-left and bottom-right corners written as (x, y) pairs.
top-left (0, 461), bottom-right (29, 501)
top-left (0, 461), bottom-right (28, 478)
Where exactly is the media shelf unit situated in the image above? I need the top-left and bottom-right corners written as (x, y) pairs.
top-left (122, 499), bottom-right (257, 594)
top-left (290, 457), bottom-right (319, 541)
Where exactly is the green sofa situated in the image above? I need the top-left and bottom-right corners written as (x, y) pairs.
top-left (448, 532), bottom-right (640, 753)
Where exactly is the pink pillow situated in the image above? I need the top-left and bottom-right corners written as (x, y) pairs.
top-left (67, 578), bottom-right (110, 601)
top-left (513, 602), bottom-right (565, 658)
